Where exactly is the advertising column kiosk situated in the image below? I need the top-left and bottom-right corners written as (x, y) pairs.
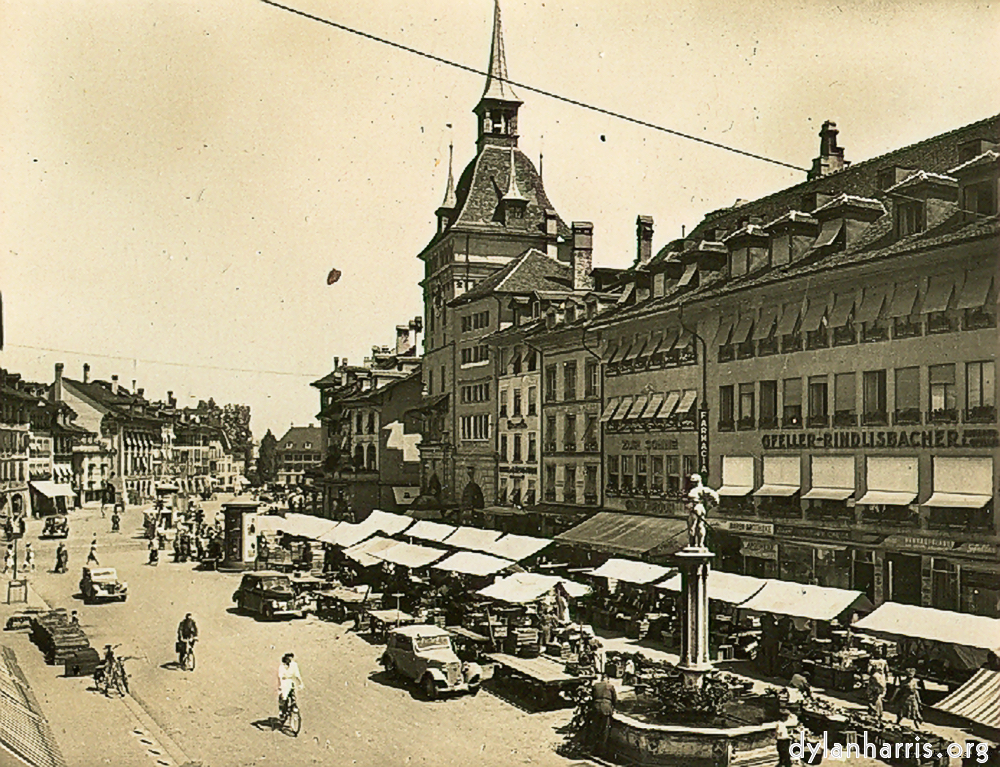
top-left (220, 500), bottom-right (260, 571)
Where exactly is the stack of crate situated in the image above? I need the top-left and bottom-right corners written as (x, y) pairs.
top-left (30, 611), bottom-right (91, 665)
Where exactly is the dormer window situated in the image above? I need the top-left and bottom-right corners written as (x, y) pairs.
top-left (896, 200), bottom-right (924, 236)
top-left (963, 180), bottom-right (996, 217)
top-left (565, 304), bottom-right (576, 324)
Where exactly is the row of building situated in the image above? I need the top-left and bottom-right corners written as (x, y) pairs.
top-left (0, 362), bottom-right (246, 520)
top-left (297, 5), bottom-right (998, 617)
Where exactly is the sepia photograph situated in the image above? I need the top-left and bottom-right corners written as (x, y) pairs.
top-left (1, 1), bottom-right (998, 765)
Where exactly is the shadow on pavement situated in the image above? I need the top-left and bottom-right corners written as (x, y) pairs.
top-left (365, 669), bottom-right (423, 700)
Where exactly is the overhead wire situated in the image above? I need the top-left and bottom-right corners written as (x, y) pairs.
top-left (258, 0), bottom-right (809, 173)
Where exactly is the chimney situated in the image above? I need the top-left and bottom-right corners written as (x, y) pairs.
top-left (83, 363), bottom-right (90, 383)
top-left (409, 317), bottom-right (422, 355)
top-left (111, 375), bottom-right (120, 394)
top-left (636, 215), bottom-right (654, 266)
top-left (396, 325), bottom-right (411, 356)
top-left (544, 209), bottom-right (560, 260)
top-left (167, 390), bottom-right (175, 408)
top-left (570, 222), bottom-right (594, 292)
top-left (53, 363), bottom-right (64, 402)
top-left (137, 388), bottom-right (144, 398)
top-left (333, 357), bottom-right (339, 371)
top-left (808, 120), bottom-right (849, 180)
top-left (131, 379), bottom-right (137, 394)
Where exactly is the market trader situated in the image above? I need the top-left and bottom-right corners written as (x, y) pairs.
top-left (588, 672), bottom-right (617, 757)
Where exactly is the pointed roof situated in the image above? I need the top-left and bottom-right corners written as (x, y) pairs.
top-left (440, 143), bottom-right (457, 209)
top-left (482, 1), bottom-right (520, 104)
top-left (501, 148), bottom-right (527, 202)
top-left (450, 248), bottom-right (571, 306)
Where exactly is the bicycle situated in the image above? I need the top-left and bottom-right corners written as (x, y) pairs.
top-left (178, 639), bottom-right (196, 671)
top-left (278, 687), bottom-right (301, 736)
top-left (95, 647), bottom-right (131, 697)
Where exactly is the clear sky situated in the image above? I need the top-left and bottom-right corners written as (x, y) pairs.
top-left (2, 0), bottom-right (997, 439)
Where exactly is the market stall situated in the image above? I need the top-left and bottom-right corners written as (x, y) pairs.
top-left (934, 669), bottom-right (1000, 734)
top-left (441, 526), bottom-right (503, 552)
top-left (404, 520), bottom-right (457, 544)
top-left (584, 558), bottom-right (674, 637)
top-left (488, 534), bottom-right (553, 563)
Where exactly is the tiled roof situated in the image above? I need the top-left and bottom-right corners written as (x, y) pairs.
top-left (886, 170), bottom-right (957, 193)
top-left (276, 425), bottom-right (322, 452)
top-left (451, 248), bottom-right (572, 306)
top-left (61, 378), bottom-right (165, 425)
top-left (948, 150), bottom-right (1000, 175)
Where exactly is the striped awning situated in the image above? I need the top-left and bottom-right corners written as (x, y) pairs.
top-left (659, 391), bottom-right (681, 419)
top-left (934, 669), bottom-right (1000, 730)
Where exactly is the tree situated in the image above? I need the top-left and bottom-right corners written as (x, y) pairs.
top-left (222, 404), bottom-right (253, 465)
top-left (257, 430), bottom-right (278, 484)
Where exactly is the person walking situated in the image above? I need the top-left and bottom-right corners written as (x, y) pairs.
top-left (87, 536), bottom-right (99, 565)
top-left (24, 543), bottom-right (35, 572)
top-left (588, 672), bottom-right (617, 757)
top-left (775, 709), bottom-right (796, 767)
top-left (893, 668), bottom-right (924, 728)
top-left (867, 655), bottom-right (889, 719)
top-left (111, 509), bottom-right (121, 533)
top-left (55, 542), bottom-right (69, 574)
top-left (3, 544), bottom-right (14, 574)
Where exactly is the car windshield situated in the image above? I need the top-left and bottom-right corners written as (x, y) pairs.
top-left (258, 577), bottom-right (290, 590)
top-left (414, 635), bottom-right (451, 651)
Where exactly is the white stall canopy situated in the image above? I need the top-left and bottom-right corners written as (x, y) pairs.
top-left (432, 551), bottom-right (514, 577)
top-left (657, 571), bottom-right (767, 605)
top-left (589, 558), bottom-right (673, 585)
top-left (740, 580), bottom-right (873, 621)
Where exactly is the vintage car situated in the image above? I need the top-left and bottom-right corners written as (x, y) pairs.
top-left (40, 515), bottom-right (69, 539)
top-left (232, 571), bottom-right (305, 620)
top-left (79, 567), bottom-right (128, 603)
top-left (380, 625), bottom-right (482, 700)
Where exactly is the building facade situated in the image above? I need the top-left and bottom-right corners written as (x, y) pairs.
top-left (276, 426), bottom-right (323, 487)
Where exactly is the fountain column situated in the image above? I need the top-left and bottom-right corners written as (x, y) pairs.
top-left (676, 545), bottom-right (714, 688)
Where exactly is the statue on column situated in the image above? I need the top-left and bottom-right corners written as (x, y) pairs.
top-left (686, 474), bottom-right (718, 549)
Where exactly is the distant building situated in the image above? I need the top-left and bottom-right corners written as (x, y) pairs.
top-left (276, 425), bottom-right (322, 488)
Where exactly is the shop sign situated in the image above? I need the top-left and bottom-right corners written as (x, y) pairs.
top-left (714, 520), bottom-right (774, 536)
top-left (618, 438), bottom-right (679, 451)
top-left (623, 498), bottom-right (685, 516)
top-left (500, 465), bottom-right (537, 476)
top-left (698, 408), bottom-right (710, 479)
top-left (774, 524), bottom-right (852, 543)
top-left (740, 538), bottom-right (778, 559)
top-left (762, 428), bottom-right (999, 451)
top-left (886, 535), bottom-right (957, 553)
top-left (956, 542), bottom-right (1000, 558)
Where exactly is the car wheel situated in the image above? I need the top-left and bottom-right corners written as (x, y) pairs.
top-left (422, 675), bottom-right (437, 700)
top-left (263, 603), bottom-right (275, 621)
top-left (383, 655), bottom-right (397, 676)
top-left (469, 684), bottom-right (481, 696)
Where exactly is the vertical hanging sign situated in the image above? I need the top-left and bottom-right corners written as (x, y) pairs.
top-left (697, 407), bottom-right (710, 479)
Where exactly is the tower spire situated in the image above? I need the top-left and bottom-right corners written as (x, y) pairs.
top-left (502, 148), bottom-right (526, 202)
top-left (482, 0), bottom-right (517, 102)
top-left (474, 1), bottom-right (522, 153)
top-left (441, 142), bottom-right (457, 209)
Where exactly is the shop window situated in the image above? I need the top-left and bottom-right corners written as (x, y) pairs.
top-left (635, 455), bottom-right (647, 494)
top-left (965, 360), bottom-right (996, 423)
top-left (807, 376), bottom-right (829, 428)
top-left (930, 558), bottom-right (959, 612)
top-left (564, 466), bottom-right (577, 504)
top-left (584, 465), bottom-right (598, 505)
top-left (893, 367), bottom-right (921, 425)
top-left (862, 369), bottom-right (888, 426)
top-left (962, 568), bottom-right (1000, 618)
top-left (650, 455), bottom-right (664, 496)
top-left (606, 455), bottom-right (619, 493)
top-left (833, 372), bottom-right (856, 427)
top-left (564, 361), bottom-right (577, 401)
top-left (718, 385), bottom-right (735, 431)
top-left (758, 381), bottom-right (778, 429)
top-left (738, 384), bottom-right (755, 430)
top-left (815, 547), bottom-right (851, 590)
top-left (779, 544), bottom-right (814, 585)
top-left (929, 364), bottom-right (958, 423)
top-left (782, 378), bottom-right (802, 428)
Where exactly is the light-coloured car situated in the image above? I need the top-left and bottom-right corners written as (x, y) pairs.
top-left (381, 624), bottom-right (482, 700)
top-left (80, 567), bottom-right (128, 603)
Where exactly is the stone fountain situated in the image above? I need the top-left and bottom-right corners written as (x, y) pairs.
top-left (607, 475), bottom-right (782, 766)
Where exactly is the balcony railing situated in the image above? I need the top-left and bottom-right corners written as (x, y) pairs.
top-left (928, 407), bottom-right (959, 424)
top-left (564, 443), bottom-right (577, 452)
top-left (736, 341), bottom-right (755, 360)
top-left (584, 493), bottom-right (598, 506)
top-left (758, 337), bottom-right (779, 356)
top-left (927, 313), bottom-right (956, 334)
top-left (807, 414), bottom-right (829, 428)
top-left (583, 441), bottom-right (600, 452)
top-left (963, 308), bottom-right (996, 330)
top-left (605, 483), bottom-right (618, 497)
top-left (965, 405), bottom-right (997, 423)
top-left (862, 410), bottom-right (888, 426)
top-left (737, 416), bottom-right (756, 431)
top-left (806, 329), bottom-right (829, 350)
top-left (545, 443), bottom-right (557, 453)
top-left (832, 411), bottom-right (857, 427)
top-left (893, 318), bottom-right (922, 339)
top-left (861, 324), bottom-right (889, 343)
top-left (832, 325), bottom-right (856, 346)
top-left (758, 416), bottom-right (779, 429)
top-left (781, 334), bottom-right (803, 353)
top-left (718, 345), bottom-right (735, 363)
top-left (718, 419), bottom-right (735, 432)
top-left (782, 411), bottom-right (802, 429)
top-left (893, 408), bottom-right (922, 426)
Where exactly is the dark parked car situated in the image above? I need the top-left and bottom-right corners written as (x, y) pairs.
top-left (232, 572), bottom-right (305, 620)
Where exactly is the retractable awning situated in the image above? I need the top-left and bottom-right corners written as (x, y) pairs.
top-left (655, 328), bottom-right (679, 356)
top-left (676, 328), bottom-right (693, 349)
top-left (376, 541), bottom-right (448, 569)
top-left (611, 396), bottom-right (634, 421)
top-left (627, 396), bottom-right (649, 420)
top-left (754, 456), bottom-right (800, 497)
top-left (442, 526), bottom-right (503, 552)
top-left (855, 285), bottom-right (891, 324)
top-left (934, 670), bottom-right (1000, 730)
top-left (827, 291), bottom-right (857, 328)
top-left (657, 570), bottom-right (767, 605)
top-left (857, 490), bottom-right (916, 505)
top-left (478, 573), bottom-right (591, 604)
top-left (813, 219), bottom-right (843, 249)
top-left (432, 551), bottom-right (514, 576)
top-left (776, 303), bottom-right (801, 336)
top-left (600, 398), bottom-right (621, 422)
top-left (731, 314), bottom-right (755, 345)
top-left (406, 520), bottom-right (457, 543)
top-left (555, 512), bottom-right (687, 557)
top-left (676, 390), bottom-right (698, 413)
top-left (609, 342), bottom-right (632, 364)
top-left (713, 317), bottom-right (736, 347)
top-left (489, 534), bottom-right (552, 562)
top-left (921, 274), bottom-right (959, 314)
top-left (752, 305), bottom-right (780, 341)
top-left (589, 558), bottom-right (673, 585)
top-left (886, 282), bottom-right (918, 317)
top-left (658, 391), bottom-right (681, 419)
top-left (624, 337), bottom-right (648, 361)
top-left (717, 456), bottom-right (754, 496)
top-left (924, 456), bottom-right (993, 509)
top-left (856, 603), bottom-right (1000, 653)
top-left (740, 580), bottom-right (873, 621)
top-left (924, 492), bottom-right (991, 508)
top-left (678, 262), bottom-right (698, 287)
top-left (955, 269), bottom-right (994, 310)
top-left (639, 393), bottom-right (665, 419)
top-left (754, 485), bottom-right (799, 497)
top-left (29, 481), bottom-right (75, 499)
top-left (800, 295), bottom-right (831, 332)
top-left (859, 457), bottom-right (917, 505)
top-left (802, 488), bottom-right (853, 501)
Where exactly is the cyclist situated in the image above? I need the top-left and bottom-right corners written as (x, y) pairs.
top-left (176, 613), bottom-right (198, 669)
top-left (277, 653), bottom-right (303, 720)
